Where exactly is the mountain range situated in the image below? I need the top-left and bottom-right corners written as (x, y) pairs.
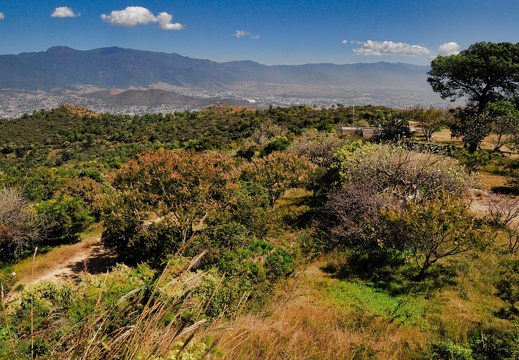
top-left (1, 46), bottom-right (430, 91)
top-left (0, 46), bottom-right (445, 117)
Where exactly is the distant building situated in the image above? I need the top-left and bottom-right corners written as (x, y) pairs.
top-left (342, 125), bottom-right (420, 139)
top-left (341, 126), bottom-right (377, 138)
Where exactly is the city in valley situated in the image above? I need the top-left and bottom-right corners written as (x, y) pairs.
top-left (0, 86), bottom-right (445, 119)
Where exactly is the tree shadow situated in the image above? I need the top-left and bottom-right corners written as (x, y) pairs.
top-left (491, 186), bottom-right (519, 195)
top-left (321, 249), bottom-right (459, 296)
top-left (59, 245), bottom-right (119, 283)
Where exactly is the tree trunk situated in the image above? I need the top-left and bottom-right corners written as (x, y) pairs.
top-left (413, 265), bottom-right (428, 282)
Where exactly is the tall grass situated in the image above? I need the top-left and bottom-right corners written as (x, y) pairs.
top-left (212, 262), bottom-right (429, 360)
top-left (1, 252), bottom-right (222, 359)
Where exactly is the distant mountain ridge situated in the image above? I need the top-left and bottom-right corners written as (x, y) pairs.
top-left (0, 46), bottom-right (430, 92)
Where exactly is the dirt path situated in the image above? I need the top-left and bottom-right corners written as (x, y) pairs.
top-left (26, 243), bottom-right (118, 285)
top-left (16, 231), bottom-right (118, 287)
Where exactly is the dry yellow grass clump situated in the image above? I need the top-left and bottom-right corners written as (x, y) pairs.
top-left (62, 104), bottom-right (101, 118)
top-left (212, 262), bottom-right (429, 360)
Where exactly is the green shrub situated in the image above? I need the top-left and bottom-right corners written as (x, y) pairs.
top-left (430, 339), bottom-right (473, 360)
top-left (468, 327), bottom-right (519, 360)
top-left (495, 259), bottom-right (519, 319)
top-left (265, 247), bottom-right (295, 281)
top-left (36, 195), bottom-right (94, 244)
top-left (259, 136), bottom-right (292, 156)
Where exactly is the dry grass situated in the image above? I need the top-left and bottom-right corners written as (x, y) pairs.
top-left (3, 253), bottom-right (213, 359)
top-left (62, 104), bottom-right (101, 118)
top-left (212, 262), bottom-right (429, 360)
top-left (476, 173), bottom-right (508, 190)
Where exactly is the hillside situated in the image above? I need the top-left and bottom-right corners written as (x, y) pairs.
top-left (2, 105), bottom-right (519, 359)
top-left (0, 46), bottom-right (430, 92)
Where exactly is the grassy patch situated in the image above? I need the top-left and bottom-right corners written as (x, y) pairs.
top-left (324, 279), bottom-right (427, 328)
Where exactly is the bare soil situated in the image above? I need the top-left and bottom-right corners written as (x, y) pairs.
top-left (18, 235), bottom-right (118, 286)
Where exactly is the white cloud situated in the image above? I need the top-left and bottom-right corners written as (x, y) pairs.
top-left (341, 40), bottom-right (348, 44)
top-left (438, 42), bottom-right (460, 56)
top-left (101, 7), bottom-right (155, 27)
top-left (51, 7), bottom-right (80, 18)
top-left (101, 6), bottom-right (184, 30)
top-left (233, 30), bottom-right (250, 38)
top-left (353, 40), bottom-right (432, 56)
top-left (0, 12), bottom-right (4, 20)
top-left (156, 12), bottom-right (184, 30)
top-left (233, 30), bottom-right (259, 39)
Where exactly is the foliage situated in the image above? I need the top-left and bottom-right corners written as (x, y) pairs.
top-left (185, 222), bottom-right (252, 269)
top-left (382, 192), bottom-right (489, 280)
top-left (430, 339), bottom-right (473, 360)
top-left (467, 326), bottom-right (519, 360)
top-left (372, 115), bottom-right (411, 141)
top-left (259, 136), bottom-right (292, 156)
top-left (0, 187), bottom-right (47, 261)
top-left (320, 144), bottom-right (477, 281)
top-left (428, 42), bottom-right (519, 113)
top-left (495, 259), bottom-right (519, 319)
top-left (292, 134), bottom-right (348, 168)
top-left (317, 184), bottom-right (384, 248)
top-left (264, 247), bottom-right (296, 281)
top-left (242, 151), bottom-right (316, 207)
top-left (449, 108), bottom-right (494, 152)
top-left (451, 148), bottom-right (494, 174)
top-left (223, 181), bottom-right (272, 238)
top-left (403, 105), bottom-right (449, 141)
top-left (486, 100), bottom-right (519, 151)
top-left (485, 194), bottom-right (519, 228)
top-left (328, 143), bottom-right (469, 203)
top-left (36, 195), bottom-right (95, 244)
top-left (57, 176), bottom-right (105, 220)
top-left (3, 103), bottom-right (519, 358)
top-left (429, 42), bottom-right (519, 153)
top-left (1, 258), bottom-right (214, 359)
top-left (195, 240), bottom-right (294, 317)
top-left (103, 149), bottom-right (239, 264)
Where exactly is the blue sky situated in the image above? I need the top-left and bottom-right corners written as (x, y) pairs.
top-left (0, 0), bottom-right (518, 65)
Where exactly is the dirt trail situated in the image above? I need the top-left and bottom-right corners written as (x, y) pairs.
top-left (17, 233), bottom-right (118, 287)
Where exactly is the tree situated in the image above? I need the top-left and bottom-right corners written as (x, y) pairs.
top-left (102, 150), bottom-right (239, 264)
top-left (448, 101), bottom-right (519, 152)
top-left (329, 144), bottom-right (470, 204)
top-left (428, 42), bottom-right (519, 113)
top-left (383, 192), bottom-right (489, 280)
top-left (242, 152), bottom-right (316, 207)
top-left (0, 187), bottom-right (47, 261)
top-left (292, 135), bottom-right (348, 168)
top-left (372, 115), bottom-right (411, 141)
top-left (36, 195), bottom-right (94, 244)
top-left (448, 107), bottom-right (494, 152)
top-left (485, 194), bottom-right (519, 254)
top-left (317, 182), bottom-right (384, 248)
top-left (403, 105), bottom-right (449, 141)
top-left (319, 143), bottom-right (472, 263)
top-left (487, 100), bottom-right (519, 151)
